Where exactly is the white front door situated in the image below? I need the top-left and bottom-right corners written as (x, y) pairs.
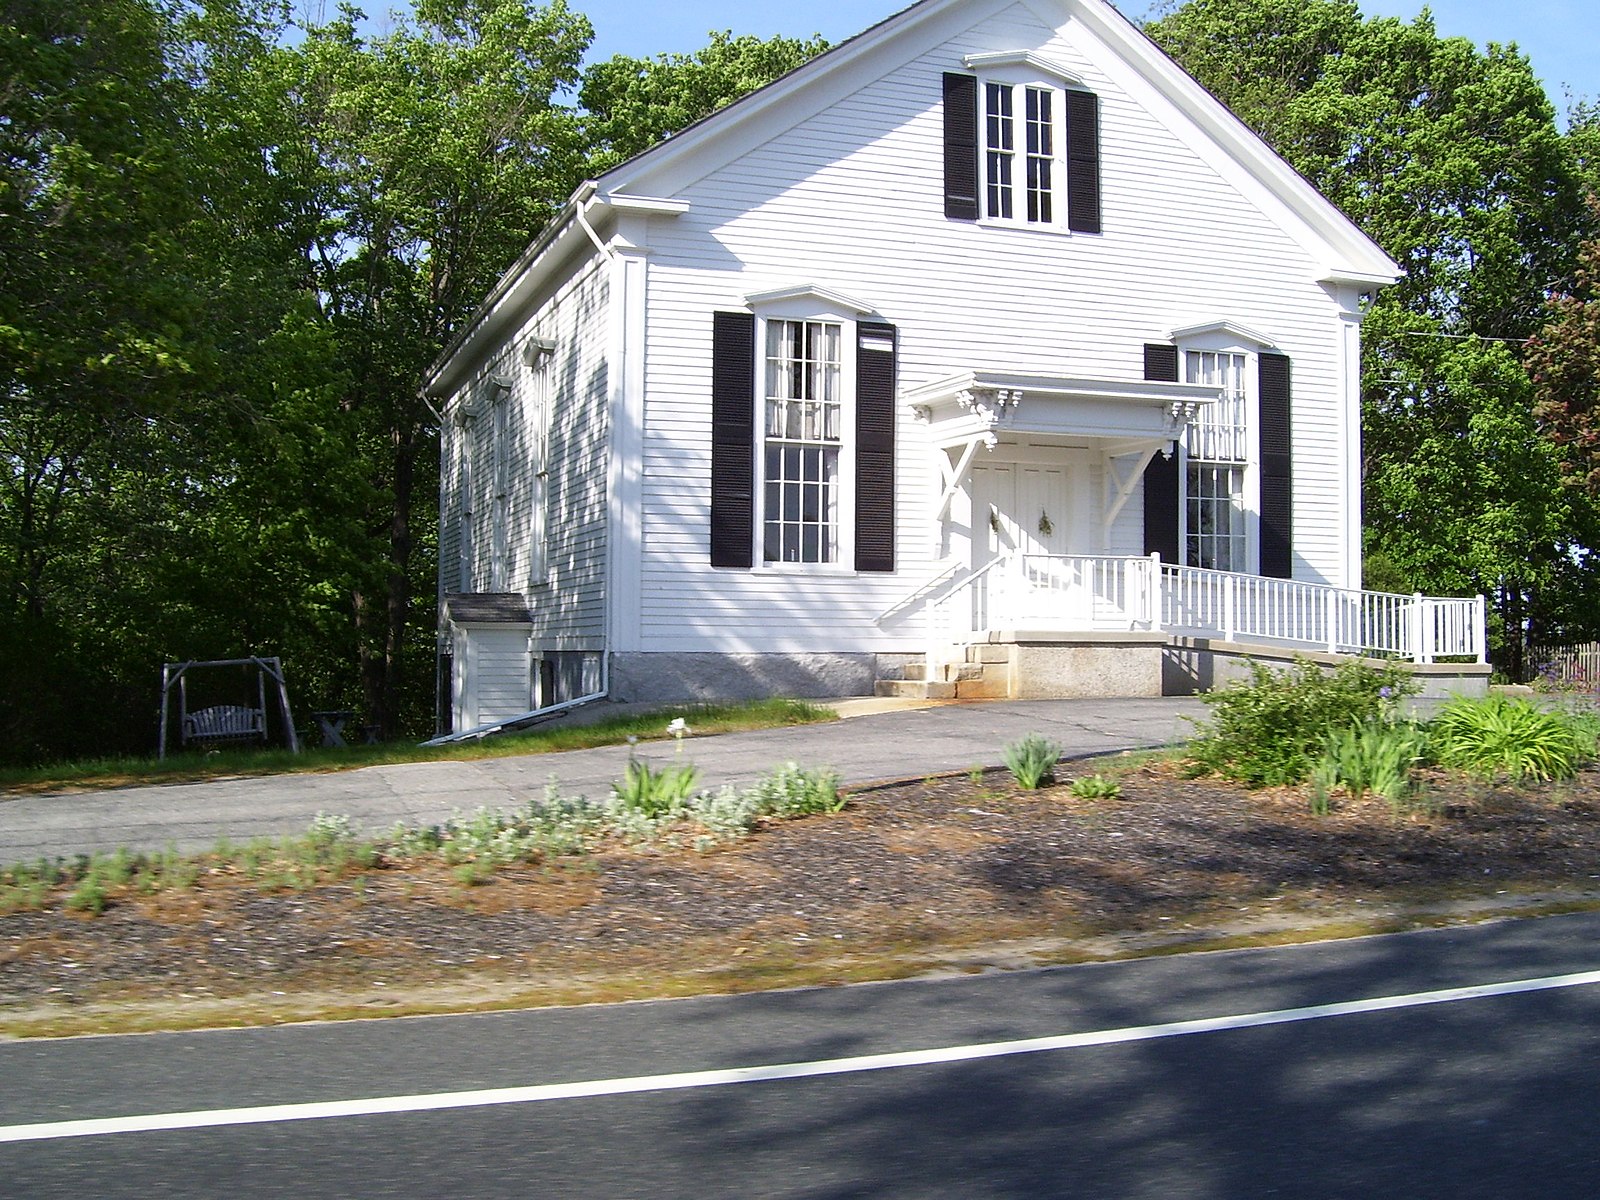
top-left (970, 461), bottom-right (1089, 626)
top-left (971, 463), bottom-right (1072, 564)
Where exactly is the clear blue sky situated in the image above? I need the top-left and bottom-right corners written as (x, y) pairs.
top-left (571, 0), bottom-right (1597, 115)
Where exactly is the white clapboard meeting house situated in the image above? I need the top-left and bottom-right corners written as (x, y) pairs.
top-left (426, 0), bottom-right (1488, 738)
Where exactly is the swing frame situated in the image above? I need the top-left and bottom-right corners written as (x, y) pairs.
top-left (158, 656), bottom-right (300, 759)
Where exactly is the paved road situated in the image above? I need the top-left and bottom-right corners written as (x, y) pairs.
top-left (0, 697), bottom-right (1205, 863)
top-left (5, 910), bottom-right (1600, 1197)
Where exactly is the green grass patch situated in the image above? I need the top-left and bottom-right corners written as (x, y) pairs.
top-left (0, 700), bottom-right (835, 795)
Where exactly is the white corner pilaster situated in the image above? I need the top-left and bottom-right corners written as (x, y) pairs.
top-left (606, 229), bottom-right (651, 654)
top-left (1336, 286), bottom-right (1367, 590)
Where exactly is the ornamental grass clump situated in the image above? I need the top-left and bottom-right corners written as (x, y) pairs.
top-left (1186, 658), bottom-right (1415, 788)
top-left (1003, 733), bottom-right (1064, 789)
top-left (1309, 718), bottom-right (1429, 816)
top-left (1428, 695), bottom-right (1599, 783)
top-left (612, 758), bottom-right (702, 818)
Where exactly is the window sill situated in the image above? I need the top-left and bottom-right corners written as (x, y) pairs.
top-left (757, 561), bottom-right (863, 577)
top-left (973, 217), bottom-right (1076, 238)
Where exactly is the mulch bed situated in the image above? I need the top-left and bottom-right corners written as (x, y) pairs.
top-left (5, 758), bottom-right (1600, 1023)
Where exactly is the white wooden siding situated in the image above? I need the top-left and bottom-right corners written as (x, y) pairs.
top-left (443, 254), bottom-right (610, 651)
top-left (627, 1), bottom-right (1355, 654)
top-left (453, 624), bottom-right (532, 728)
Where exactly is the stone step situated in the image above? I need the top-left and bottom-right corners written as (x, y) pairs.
top-left (969, 644), bottom-right (1011, 665)
top-left (908, 661), bottom-right (986, 683)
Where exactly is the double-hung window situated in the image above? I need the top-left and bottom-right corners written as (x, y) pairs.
top-left (982, 80), bottom-right (1060, 226)
top-left (1183, 350), bottom-right (1250, 572)
top-left (944, 53), bottom-right (1099, 232)
top-left (984, 81), bottom-right (1058, 224)
top-left (710, 298), bottom-right (898, 573)
top-left (763, 319), bottom-right (844, 564)
top-left (1145, 329), bottom-right (1292, 579)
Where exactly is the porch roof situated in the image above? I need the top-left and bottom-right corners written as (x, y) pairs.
top-left (903, 369), bottom-right (1219, 451)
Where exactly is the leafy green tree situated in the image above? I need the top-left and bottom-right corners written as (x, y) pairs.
top-left (0, 0), bottom-right (376, 762)
top-left (280, 0), bottom-right (592, 736)
top-left (1149, 0), bottom-right (1592, 668)
top-left (579, 29), bottom-right (829, 174)
top-left (1526, 202), bottom-right (1600, 655)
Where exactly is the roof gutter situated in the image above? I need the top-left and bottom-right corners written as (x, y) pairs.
top-left (420, 183), bottom-right (595, 399)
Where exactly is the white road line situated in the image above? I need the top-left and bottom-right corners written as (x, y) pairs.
top-left (6, 967), bottom-right (1600, 1145)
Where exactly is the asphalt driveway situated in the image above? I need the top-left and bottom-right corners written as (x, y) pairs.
top-left (0, 697), bottom-right (1205, 863)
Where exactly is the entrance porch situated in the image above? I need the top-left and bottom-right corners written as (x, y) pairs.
top-left (876, 553), bottom-right (1488, 700)
top-left (890, 366), bottom-right (1486, 700)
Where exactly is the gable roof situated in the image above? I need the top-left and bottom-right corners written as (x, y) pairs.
top-left (425, 0), bottom-right (1399, 396)
top-left (595, 0), bottom-right (1396, 281)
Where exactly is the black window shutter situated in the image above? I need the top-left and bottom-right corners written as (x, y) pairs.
top-left (709, 311), bottom-right (756, 568)
top-left (855, 322), bottom-right (897, 573)
top-left (1142, 343), bottom-right (1180, 563)
top-left (943, 73), bottom-right (979, 221)
top-left (1065, 90), bottom-right (1101, 234)
top-left (1258, 352), bottom-right (1293, 578)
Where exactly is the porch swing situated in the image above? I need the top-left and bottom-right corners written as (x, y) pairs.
top-left (158, 656), bottom-right (300, 759)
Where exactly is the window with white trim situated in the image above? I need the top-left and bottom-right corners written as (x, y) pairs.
top-left (762, 319), bottom-right (844, 564)
top-left (1184, 350), bottom-right (1249, 572)
top-left (982, 80), bottom-right (1062, 225)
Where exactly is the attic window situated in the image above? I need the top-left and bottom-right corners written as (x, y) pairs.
top-left (944, 67), bottom-right (1100, 233)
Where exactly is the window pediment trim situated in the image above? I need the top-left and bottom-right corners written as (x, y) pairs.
top-left (743, 284), bottom-right (879, 317)
top-left (1167, 319), bottom-right (1278, 350)
top-left (961, 50), bottom-right (1085, 88)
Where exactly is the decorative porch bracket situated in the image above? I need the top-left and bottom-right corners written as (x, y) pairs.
top-left (934, 432), bottom-right (996, 522)
top-left (1099, 441), bottom-right (1164, 548)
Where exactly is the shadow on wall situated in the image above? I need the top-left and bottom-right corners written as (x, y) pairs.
top-left (608, 652), bottom-right (877, 704)
top-left (1162, 640), bottom-right (1491, 700)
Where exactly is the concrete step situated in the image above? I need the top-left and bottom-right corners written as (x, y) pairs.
top-left (874, 678), bottom-right (957, 700)
top-left (878, 648), bottom-right (1010, 701)
top-left (956, 676), bottom-right (1011, 699)
top-left (969, 644), bottom-right (1011, 664)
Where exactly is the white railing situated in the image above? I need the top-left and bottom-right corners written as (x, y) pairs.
top-left (919, 554), bottom-right (1486, 665)
top-left (1160, 563), bottom-right (1485, 663)
top-left (876, 558), bottom-right (965, 624)
top-left (925, 554), bottom-right (1158, 662)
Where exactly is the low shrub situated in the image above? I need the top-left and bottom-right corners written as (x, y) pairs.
top-left (1187, 658), bottom-right (1415, 787)
top-left (1003, 733), bottom-right (1063, 790)
top-left (65, 875), bottom-right (107, 915)
top-left (745, 761), bottom-right (845, 817)
top-left (1068, 774), bottom-right (1122, 800)
top-left (1429, 695), bottom-right (1599, 783)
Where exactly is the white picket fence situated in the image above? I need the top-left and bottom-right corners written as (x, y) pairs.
top-left (923, 554), bottom-right (1486, 664)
